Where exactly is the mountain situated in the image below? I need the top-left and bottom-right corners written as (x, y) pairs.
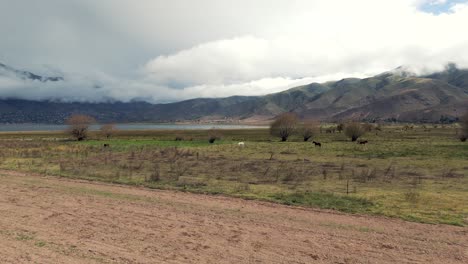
top-left (0, 63), bottom-right (467, 124)
top-left (0, 63), bottom-right (63, 82)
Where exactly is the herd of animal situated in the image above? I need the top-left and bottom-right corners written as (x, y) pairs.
top-left (235, 139), bottom-right (368, 148)
top-left (102, 139), bottom-right (369, 149)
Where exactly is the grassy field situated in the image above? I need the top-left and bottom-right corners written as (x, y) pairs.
top-left (0, 125), bottom-right (467, 226)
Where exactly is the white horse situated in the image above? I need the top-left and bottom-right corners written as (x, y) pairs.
top-left (238, 142), bottom-right (245, 147)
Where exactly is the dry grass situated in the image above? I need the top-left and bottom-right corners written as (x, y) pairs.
top-left (0, 124), bottom-right (467, 225)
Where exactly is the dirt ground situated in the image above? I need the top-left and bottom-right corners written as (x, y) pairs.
top-left (0, 170), bottom-right (466, 264)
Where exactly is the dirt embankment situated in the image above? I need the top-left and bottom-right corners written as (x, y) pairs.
top-left (0, 170), bottom-right (467, 263)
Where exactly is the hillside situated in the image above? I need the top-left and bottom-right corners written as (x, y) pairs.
top-left (1, 63), bottom-right (468, 123)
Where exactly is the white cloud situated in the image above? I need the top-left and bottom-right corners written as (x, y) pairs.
top-left (0, 0), bottom-right (468, 103)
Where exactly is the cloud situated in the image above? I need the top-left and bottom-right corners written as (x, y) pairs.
top-left (0, 0), bottom-right (468, 103)
top-left (417, 0), bottom-right (468, 14)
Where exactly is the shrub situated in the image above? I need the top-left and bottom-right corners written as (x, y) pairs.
top-left (146, 163), bottom-right (161, 182)
top-left (65, 114), bottom-right (96, 141)
top-left (336, 123), bottom-right (344, 133)
top-left (403, 125), bottom-right (414, 131)
top-left (457, 131), bottom-right (467, 142)
top-left (325, 127), bottom-right (336, 133)
top-left (270, 113), bottom-right (299, 141)
top-left (344, 122), bottom-right (366, 142)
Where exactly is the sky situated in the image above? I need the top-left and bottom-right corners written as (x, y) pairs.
top-left (0, 0), bottom-right (468, 103)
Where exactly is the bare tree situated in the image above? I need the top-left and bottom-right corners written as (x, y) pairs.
top-left (208, 128), bottom-right (222, 143)
top-left (270, 113), bottom-right (299, 142)
top-left (65, 114), bottom-right (96, 141)
top-left (344, 122), bottom-right (366, 142)
top-left (100, 123), bottom-right (117, 139)
top-left (299, 120), bottom-right (319, 142)
top-left (459, 112), bottom-right (468, 142)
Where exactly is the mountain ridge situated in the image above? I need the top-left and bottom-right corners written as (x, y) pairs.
top-left (0, 63), bottom-right (467, 124)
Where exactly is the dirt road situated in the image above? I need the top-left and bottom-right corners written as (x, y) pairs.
top-left (0, 170), bottom-right (466, 263)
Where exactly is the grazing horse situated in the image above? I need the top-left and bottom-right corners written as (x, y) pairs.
top-left (238, 142), bottom-right (245, 147)
top-left (312, 141), bottom-right (322, 147)
top-left (358, 140), bottom-right (368, 145)
top-left (103, 144), bottom-right (110, 148)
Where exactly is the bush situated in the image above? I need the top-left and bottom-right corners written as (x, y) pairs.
top-left (344, 122), bottom-right (366, 142)
top-left (337, 123), bottom-right (344, 133)
top-left (270, 113), bottom-right (299, 141)
top-left (457, 131), bottom-right (467, 142)
top-left (146, 163), bottom-right (161, 182)
top-left (65, 114), bottom-right (96, 141)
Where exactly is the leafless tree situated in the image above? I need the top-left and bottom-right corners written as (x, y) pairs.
top-left (299, 120), bottom-right (319, 142)
top-left (208, 128), bottom-right (222, 143)
top-left (270, 113), bottom-right (299, 142)
top-left (65, 114), bottom-right (96, 141)
top-left (100, 123), bottom-right (117, 139)
top-left (458, 112), bottom-right (468, 142)
top-left (344, 122), bottom-right (366, 142)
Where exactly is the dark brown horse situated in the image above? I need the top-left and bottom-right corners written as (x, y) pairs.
top-left (312, 141), bottom-right (322, 147)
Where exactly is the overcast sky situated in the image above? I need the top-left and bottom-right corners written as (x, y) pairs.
top-left (1, 0), bottom-right (468, 103)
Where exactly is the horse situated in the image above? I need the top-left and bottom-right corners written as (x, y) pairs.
top-left (312, 141), bottom-right (322, 147)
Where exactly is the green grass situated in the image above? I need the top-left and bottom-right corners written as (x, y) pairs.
top-left (35, 241), bottom-right (47, 247)
top-left (80, 139), bottom-right (223, 150)
top-left (16, 233), bottom-right (35, 241)
top-left (0, 126), bottom-right (467, 226)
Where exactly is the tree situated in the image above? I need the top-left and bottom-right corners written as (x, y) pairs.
top-left (208, 128), bottom-right (222, 143)
top-left (344, 122), bottom-right (366, 142)
top-left (270, 113), bottom-right (299, 142)
top-left (100, 124), bottom-right (117, 139)
top-left (459, 112), bottom-right (468, 142)
top-left (299, 120), bottom-right (319, 142)
top-left (65, 114), bottom-right (96, 141)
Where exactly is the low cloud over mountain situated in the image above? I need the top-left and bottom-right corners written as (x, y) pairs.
top-left (1, 0), bottom-right (468, 103)
top-left (1, 64), bottom-right (467, 124)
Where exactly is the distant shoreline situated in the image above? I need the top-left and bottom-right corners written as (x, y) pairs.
top-left (0, 123), bottom-right (269, 132)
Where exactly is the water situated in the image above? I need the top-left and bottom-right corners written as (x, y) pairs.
top-left (0, 123), bottom-right (268, 132)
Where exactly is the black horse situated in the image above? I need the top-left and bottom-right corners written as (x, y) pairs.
top-left (312, 141), bottom-right (322, 147)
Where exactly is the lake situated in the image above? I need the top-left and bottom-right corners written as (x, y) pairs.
top-left (0, 123), bottom-right (268, 132)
